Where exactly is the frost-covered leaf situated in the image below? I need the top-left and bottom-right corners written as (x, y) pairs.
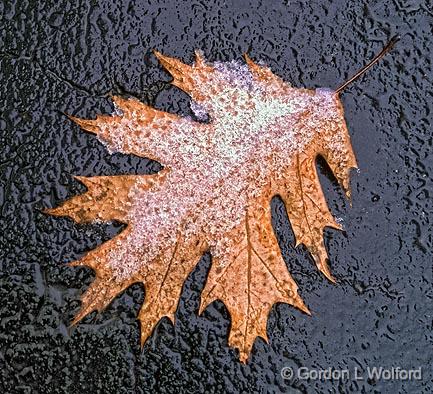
top-left (47, 51), bottom-right (357, 362)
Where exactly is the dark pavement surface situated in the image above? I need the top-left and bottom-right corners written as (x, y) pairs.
top-left (1, 0), bottom-right (432, 392)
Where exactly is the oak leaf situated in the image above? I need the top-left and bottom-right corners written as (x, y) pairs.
top-left (46, 51), bottom-right (357, 362)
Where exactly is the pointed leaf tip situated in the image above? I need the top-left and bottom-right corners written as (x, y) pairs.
top-left (153, 50), bottom-right (182, 72)
top-left (194, 49), bottom-right (205, 65)
top-left (323, 268), bottom-right (336, 284)
top-left (244, 53), bottom-right (258, 70)
top-left (68, 115), bottom-right (100, 134)
top-left (300, 302), bottom-right (312, 316)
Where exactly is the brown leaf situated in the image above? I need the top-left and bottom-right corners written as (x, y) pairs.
top-left (46, 51), bottom-right (357, 362)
